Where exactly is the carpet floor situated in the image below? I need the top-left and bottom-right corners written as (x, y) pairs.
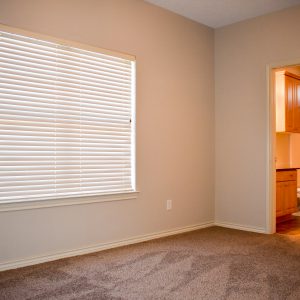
top-left (0, 226), bottom-right (300, 300)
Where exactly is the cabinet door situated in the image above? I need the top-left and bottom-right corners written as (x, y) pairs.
top-left (294, 79), bottom-right (300, 132)
top-left (276, 180), bottom-right (298, 217)
top-left (283, 180), bottom-right (298, 215)
top-left (285, 76), bottom-right (295, 132)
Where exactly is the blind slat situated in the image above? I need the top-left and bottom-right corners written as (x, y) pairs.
top-left (0, 63), bottom-right (132, 89)
top-left (0, 56), bottom-right (131, 84)
top-left (0, 73), bottom-right (131, 97)
top-left (0, 44), bottom-right (132, 75)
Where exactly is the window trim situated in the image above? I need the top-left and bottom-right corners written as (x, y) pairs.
top-left (0, 24), bottom-right (138, 211)
top-left (0, 191), bottom-right (139, 212)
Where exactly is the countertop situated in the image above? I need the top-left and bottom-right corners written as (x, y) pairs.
top-left (276, 167), bottom-right (300, 171)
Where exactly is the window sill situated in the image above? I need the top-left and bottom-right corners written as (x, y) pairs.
top-left (0, 191), bottom-right (139, 212)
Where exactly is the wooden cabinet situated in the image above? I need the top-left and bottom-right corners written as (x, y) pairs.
top-left (276, 71), bottom-right (300, 133)
top-left (276, 170), bottom-right (298, 218)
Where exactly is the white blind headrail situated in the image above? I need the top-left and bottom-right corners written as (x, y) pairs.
top-left (0, 28), bottom-right (136, 203)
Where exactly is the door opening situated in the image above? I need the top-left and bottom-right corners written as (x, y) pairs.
top-left (268, 63), bottom-right (300, 235)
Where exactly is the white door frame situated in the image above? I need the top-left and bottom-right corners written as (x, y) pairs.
top-left (266, 59), bottom-right (300, 234)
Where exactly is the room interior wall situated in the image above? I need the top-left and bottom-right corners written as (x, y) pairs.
top-left (276, 133), bottom-right (291, 169)
top-left (275, 132), bottom-right (300, 187)
top-left (0, 0), bottom-right (215, 267)
top-left (290, 134), bottom-right (300, 187)
top-left (215, 5), bottom-right (300, 230)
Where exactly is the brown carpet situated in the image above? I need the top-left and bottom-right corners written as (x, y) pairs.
top-left (1, 226), bottom-right (300, 300)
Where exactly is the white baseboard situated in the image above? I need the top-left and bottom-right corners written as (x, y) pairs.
top-left (0, 221), bottom-right (214, 272)
top-left (214, 221), bottom-right (266, 234)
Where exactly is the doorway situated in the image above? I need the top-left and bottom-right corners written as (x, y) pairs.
top-left (268, 63), bottom-right (300, 235)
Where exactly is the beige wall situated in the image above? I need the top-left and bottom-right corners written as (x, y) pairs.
top-left (276, 133), bottom-right (291, 169)
top-left (275, 133), bottom-right (300, 187)
top-left (215, 6), bottom-right (300, 230)
top-left (290, 134), bottom-right (300, 166)
top-left (0, 0), bottom-right (215, 265)
top-left (290, 134), bottom-right (300, 187)
top-left (274, 133), bottom-right (300, 186)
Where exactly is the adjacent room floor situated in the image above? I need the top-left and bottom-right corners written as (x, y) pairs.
top-left (277, 216), bottom-right (300, 236)
top-left (1, 226), bottom-right (300, 300)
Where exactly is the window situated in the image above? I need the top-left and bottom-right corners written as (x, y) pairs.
top-left (0, 26), bottom-right (136, 209)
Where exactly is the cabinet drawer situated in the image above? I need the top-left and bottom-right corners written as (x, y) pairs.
top-left (276, 170), bottom-right (297, 182)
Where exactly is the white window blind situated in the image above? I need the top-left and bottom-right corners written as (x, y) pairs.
top-left (0, 29), bottom-right (136, 203)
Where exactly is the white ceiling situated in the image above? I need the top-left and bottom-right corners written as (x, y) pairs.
top-left (145, 0), bottom-right (300, 28)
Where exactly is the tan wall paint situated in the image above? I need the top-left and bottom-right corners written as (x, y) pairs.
top-left (276, 133), bottom-right (291, 169)
top-left (290, 134), bottom-right (300, 166)
top-left (215, 5), bottom-right (300, 229)
top-left (0, 0), bottom-right (214, 264)
top-left (290, 134), bottom-right (300, 187)
top-left (275, 132), bottom-right (300, 188)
